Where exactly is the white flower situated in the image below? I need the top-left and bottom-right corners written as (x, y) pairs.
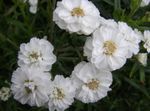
top-left (11, 66), bottom-right (51, 107)
top-left (137, 53), bottom-right (147, 66)
top-left (71, 61), bottom-right (112, 103)
top-left (18, 37), bottom-right (56, 71)
top-left (29, 5), bottom-right (37, 14)
top-left (53, 0), bottom-right (100, 35)
top-left (118, 22), bottom-right (142, 58)
top-left (84, 25), bottom-right (128, 71)
top-left (48, 75), bottom-right (75, 111)
top-left (140, 0), bottom-right (150, 7)
top-left (143, 30), bottom-right (150, 53)
top-left (23, 0), bottom-right (38, 14)
top-left (29, 0), bottom-right (38, 14)
top-left (0, 87), bottom-right (11, 101)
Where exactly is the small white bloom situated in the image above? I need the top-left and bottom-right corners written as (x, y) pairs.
top-left (29, 5), bottom-right (37, 14)
top-left (0, 87), bottom-right (11, 101)
top-left (84, 25), bottom-right (128, 71)
top-left (18, 37), bottom-right (56, 71)
top-left (11, 66), bottom-right (51, 107)
top-left (53, 0), bottom-right (100, 35)
top-left (140, 0), bottom-right (150, 7)
top-left (23, 0), bottom-right (38, 14)
top-left (48, 75), bottom-right (75, 111)
top-left (137, 53), bottom-right (147, 66)
top-left (143, 30), bottom-right (150, 53)
top-left (118, 22), bottom-right (142, 58)
top-left (71, 61), bottom-right (112, 103)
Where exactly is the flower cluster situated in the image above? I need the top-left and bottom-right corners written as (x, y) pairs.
top-left (11, 37), bottom-right (112, 111)
top-left (10, 0), bottom-right (149, 111)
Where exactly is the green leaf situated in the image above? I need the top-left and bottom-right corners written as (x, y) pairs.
top-left (114, 0), bottom-right (121, 11)
top-left (139, 68), bottom-right (145, 84)
top-left (129, 63), bottom-right (138, 78)
top-left (124, 77), bottom-right (150, 99)
top-left (102, 0), bottom-right (114, 6)
top-left (130, 0), bottom-right (142, 16)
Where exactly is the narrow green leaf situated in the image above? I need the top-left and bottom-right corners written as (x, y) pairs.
top-left (129, 0), bottom-right (142, 16)
top-left (139, 68), bottom-right (145, 84)
top-left (102, 0), bottom-right (114, 6)
top-left (114, 0), bottom-right (121, 10)
top-left (129, 63), bottom-right (138, 78)
top-left (124, 77), bottom-right (150, 99)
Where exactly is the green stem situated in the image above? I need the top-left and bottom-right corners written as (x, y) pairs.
top-left (47, 0), bottom-right (56, 42)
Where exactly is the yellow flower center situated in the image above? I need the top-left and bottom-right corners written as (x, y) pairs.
top-left (24, 80), bottom-right (37, 94)
top-left (71, 7), bottom-right (85, 17)
top-left (85, 79), bottom-right (99, 90)
top-left (29, 52), bottom-right (40, 60)
top-left (53, 87), bottom-right (65, 100)
top-left (103, 41), bottom-right (117, 55)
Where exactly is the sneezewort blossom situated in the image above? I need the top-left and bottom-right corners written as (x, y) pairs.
top-left (11, 66), bottom-right (51, 107)
top-left (48, 75), bottom-right (75, 111)
top-left (53, 0), bottom-right (100, 35)
top-left (18, 37), bottom-right (56, 71)
top-left (71, 61), bottom-right (112, 103)
top-left (84, 23), bottom-right (129, 71)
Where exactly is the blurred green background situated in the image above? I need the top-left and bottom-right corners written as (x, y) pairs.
top-left (0, 0), bottom-right (150, 111)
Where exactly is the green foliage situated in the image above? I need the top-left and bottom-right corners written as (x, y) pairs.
top-left (0, 0), bottom-right (150, 111)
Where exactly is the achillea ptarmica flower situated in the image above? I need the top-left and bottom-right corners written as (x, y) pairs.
top-left (140, 0), bottom-right (150, 7)
top-left (137, 53), bottom-right (147, 66)
top-left (18, 37), bottom-right (56, 71)
top-left (143, 30), bottom-right (150, 53)
top-left (23, 0), bottom-right (38, 14)
top-left (11, 66), bottom-right (51, 107)
top-left (0, 87), bottom-right (11, 101)
top-left (53, 0), bottom-right (100, 35)
top-left (118, 22), bottom-right (142, 58)
top-left (71, 61), bottom-right (112, 103)
top-left (84, 25), bottom-right (128, 71)
top-left (48, 75), bottom-right (75, 111)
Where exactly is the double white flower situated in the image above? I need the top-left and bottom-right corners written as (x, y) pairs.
top-left (84, 23), bottom-right (128, 71)
top-left (71, 61), bottom-right (112, 103)
top-left (11, 66), bottom-right (51, 106)
top-left (53, 0), bottom-right (100, 35)
top-left (18, 37), bottom-right (56, 71)
top-left (48, 75), bottom-right (75, 111)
